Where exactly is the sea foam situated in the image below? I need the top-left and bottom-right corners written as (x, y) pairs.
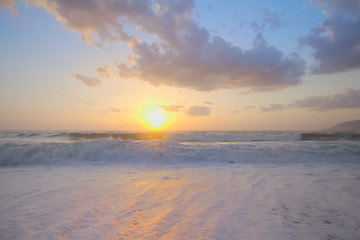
top-left (1, 130), bottom-right (359, 166)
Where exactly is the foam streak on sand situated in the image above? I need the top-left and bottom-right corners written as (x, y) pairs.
top-left (1, 165), bottom-right (360, 240)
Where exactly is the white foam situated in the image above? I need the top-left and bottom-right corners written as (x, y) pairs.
top-left (165, 131), bottom-right (302, 142)
top-left (1, 165), bottom-right (360, 239)
top-left (1, 138), bottom-right (359, 166)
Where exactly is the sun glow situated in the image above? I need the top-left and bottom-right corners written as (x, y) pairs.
top-left (140, 104), bottom-right (169, 129)
top-left (147, 110), bottom-right (165, 128)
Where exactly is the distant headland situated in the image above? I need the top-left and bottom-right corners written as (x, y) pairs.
top-left (326, 120), bottom-right (360, 132)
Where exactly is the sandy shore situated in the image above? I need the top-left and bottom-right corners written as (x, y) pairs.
top-left (1, 164), bottom-right (360, 239)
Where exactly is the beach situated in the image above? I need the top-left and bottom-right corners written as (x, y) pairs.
top-left (1, 164), bottom-right (360, 240)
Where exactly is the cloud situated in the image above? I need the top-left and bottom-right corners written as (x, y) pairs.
top-left (84, 101), bottom-right (95, 106)
top-left (107, 107), bottom-right (122, 113)
top-left (259, 88), bottom-right (360, 112)
top-left (118, 33), bottom-right (306, 91)
top-left (24, 0), bottom-right (305, 92)
top-left (186, 105), bottom-right (211, 116)
top-left (159, 104), bottom-right (184, 112)
top-left (229, 109), bottom-right (241, 114)
top-left (260, 104), bottom-right (285, 112)
top-left (310, 0), bottom-right (360, 17)
top-left (25, 0), bottom-right (195, 45)
top-left (72, 72), bottom-right (102, 87)
top-left (301, 0), bottom-right (360, 74)
top-left (203, 101), bottom-right (213, 105)
top-left (100, 107), bottom-right (125, 113)
top-left (262, 9), bottom-right (286, 31)
top-left (245, 105), bottom-right (256, 109)
top-left (300, 16), bottom-right (360, 74)
top-left (119, 32), bottom-right (305, 91)
top-left (290, 88), bottom-right (360, 111)
top-left (95, 65), bottom-right (111, 78)
top-left (25, 0), bottom-right (135, 44)
top-left (251, 9), bottom-right (286, 32)
top-left (0, 0), bottom-right (15, 10)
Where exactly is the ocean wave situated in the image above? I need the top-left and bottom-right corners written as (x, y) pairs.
top-left (0, 131), bottom-right (167, 143)
top-left (53, 131), bottom-right (167, 141)
top-left (301, 132), bottom-right (360, 141)
top-left (1, 139), bottom-right (359, 166)
top-left (2, 131), bottom-right (360, 143)
top-left (165, 131), bottom-right (302, 142)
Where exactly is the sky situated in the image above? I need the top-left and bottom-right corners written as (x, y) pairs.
top-left (0, 0), bottom-right (360, 131)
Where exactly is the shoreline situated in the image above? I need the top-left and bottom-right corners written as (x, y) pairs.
top-left (1, 164), bottom-right (359, 239)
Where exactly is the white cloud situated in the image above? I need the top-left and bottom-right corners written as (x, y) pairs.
top-left (300, 16), bottom-right (360, 74)
top-left (259, 88), bottom-right (360, 112)
top-left (260, 104), bottom-right (285, 112)
top-left (310, 0), bottom-right (360, 17)
top-left (186, 105), bottom-right (211, 116)
top-left (95, 65), bottom-right (111, 78)
top-left (229, 109), bottom-right (242, 114)
top-left (100, 107), bottom-right (125, 113)
top-left (24, 0), bottom-right (305, 92)
top-left (290, 88), bottom-right (360, 111)
top-left (118, 32), bottom-right (305, 91)
top-left (251, 9), bottom-right (286, 32)
top-left (245, 105), bottom-right (256, 109)
top-left (0, 0), bottom-right (15, 10)
top-left (203, 101), bottom-right (213, 105)
top-left (72, 72), bottom-right (102, 87)
top-left (25, 0), bottom-right (133, 44)
top-left (301, 0), bottom-right (360, 74)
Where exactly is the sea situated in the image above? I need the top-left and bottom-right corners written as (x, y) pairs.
top-left (1, 130), bottom-right (360, 240)
top-left (1, 130), bottom-right (359, 166)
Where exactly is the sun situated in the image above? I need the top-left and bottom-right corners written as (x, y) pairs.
top-left (147, 109), bottom-right (165, 128)
top-left (140, 105), bottom-right (169, 129)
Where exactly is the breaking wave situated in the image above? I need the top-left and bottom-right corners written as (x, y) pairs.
top-left (1, 130), bottom-right (359, 143)
top-left (0, 130), bottom-right (359, 166)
